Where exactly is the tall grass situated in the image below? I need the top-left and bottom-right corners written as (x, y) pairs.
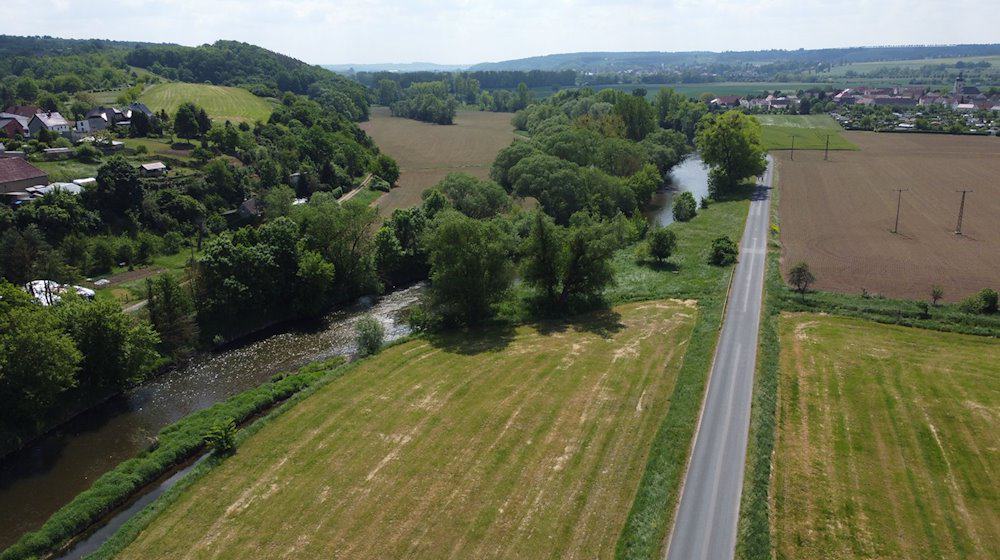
top-left (0, 357), bottom-right (344, 560)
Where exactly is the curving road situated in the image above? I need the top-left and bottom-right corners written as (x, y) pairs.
top-left (665, 158), bottom-right (772, 560)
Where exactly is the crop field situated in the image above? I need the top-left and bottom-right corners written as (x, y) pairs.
top-left (140, 83), bottom-right (276, 123)
top-left (113, 300), bottom-right (697, 559)
top-left (818, 54), bottom-right (1000, 77)
top-left (756, 114), bottom-right (857, 151)
top-left (360, 106), bottom-right (515, 211)
top-left (777, 132), bottom-right (1000, 301)
top-left (772, 313), bottom-right (999, 560)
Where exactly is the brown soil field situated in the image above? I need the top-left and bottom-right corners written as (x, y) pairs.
top-left (777, 132), bottom-right (1000, 301)
top-left (360, 106), bottom-right (516, 212)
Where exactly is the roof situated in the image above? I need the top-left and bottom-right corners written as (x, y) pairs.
top-left (0, 158), bottom-right (47, 184)
top-left (3, 105), bottom-right (40, 118)
top-left (31, 112), bottom-right (69, 128)
top-left (0, 113), bottom-right (30, 129)
top-left (141, 161), bottom-right (167, 171)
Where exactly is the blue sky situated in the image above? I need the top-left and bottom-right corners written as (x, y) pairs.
top-left (13, 1), bottom-right (997, 65)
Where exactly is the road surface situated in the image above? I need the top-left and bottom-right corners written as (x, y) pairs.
top-left (665, 158), bottom-right (772, 560)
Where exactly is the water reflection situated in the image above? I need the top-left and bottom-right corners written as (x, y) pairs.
top-left (0, 284), bottom-right (424, 549)
top-left (644, 156), bottom-right (711, 227)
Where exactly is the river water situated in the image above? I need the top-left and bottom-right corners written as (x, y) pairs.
top-left (644, 155), bottom-right (711, 227)
top-left (0, 284), bottom-right (425, 550)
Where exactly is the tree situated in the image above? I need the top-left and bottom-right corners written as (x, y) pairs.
top-left (53, 297), bottom-right (161, 388)
top-left (930, 285), bottom-right (944, 306)
top-left (0, 226), bottom-right (52, 285)
top-left (173, 102), bottom-right (201, 141)
top-left (294, 250), bottom-right (337, 317)
top-left (959, 288), bottom-right (999, 314)
top-left (614, 94), bottom-right (656, 141)
top-left (648, 227), bottom-right (677, 263)
top-left (426, 173), bottom-right (511, 219)
top-left (672, 191), bottom-right (697, 222)
top-left (89, 156), bottom-right (143, 220)
top-left (146, 274), bottom-right (197, 355)
top-left (0, 282), bottom-right (81, 424)
top-left (129, 110), bottom-right (151, 137)
top-left (696, 110), bottom-right (767, 195)
top-left (205, 418), bottom-right (237, 456)
top-left (787, 261), bottom-right (815, 295)
top-left (522, 211), bottom-right (565, 303)
top-left (490, 141), bottom-right (538, 190)
top-left (372, 153), bottom-right (400, 185)
top-left (355, 315), bottom-right (385, 357)
top-left (262, 185), bottom-right (296, 219)
top-left (709, 236), bottom-right (738, 266)
top-left (424, 211), bottom-right (513, 325)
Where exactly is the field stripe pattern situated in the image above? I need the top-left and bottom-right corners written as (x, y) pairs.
top-left (117, 301), bottom-right (696, 559)
top-left (772, 313), bottom-right (999, 560)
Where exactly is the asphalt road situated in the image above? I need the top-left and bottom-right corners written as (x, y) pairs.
top-left (664, 158), bottom-right (773, 560)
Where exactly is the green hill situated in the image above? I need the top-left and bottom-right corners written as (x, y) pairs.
top-left (140, 82), bottom-right (277, 123)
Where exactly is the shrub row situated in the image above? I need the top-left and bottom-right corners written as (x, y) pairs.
top-left (0, 357), bottom-right (345, 560)
top-left (614, 295), bottom-right (726, 559)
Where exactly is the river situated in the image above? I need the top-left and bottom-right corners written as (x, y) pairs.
top-left (0, 284), bottom-right (425, 550)
top-left (643, 155), bottom-right (711, 227)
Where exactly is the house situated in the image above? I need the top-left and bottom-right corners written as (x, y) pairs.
top-left (28, 112), bottom-right (70, 136)
top-left (0, 113), bottom-right (30, 137)
top-left (128, 102), bottom-right (154, 119)
top-left (140, 161), bottom-right (167, 176)
top-left (710, 95), bottom-right (741, 108)
top-left (238, 198), bottom-right (262, 218)
top-left (3, 105), bottom-right (41, 118)
top-left (0, 157), bottom-right (48, 194)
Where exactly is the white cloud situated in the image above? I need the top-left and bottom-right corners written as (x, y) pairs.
top-left (8, 0), bottom-right (997, 64)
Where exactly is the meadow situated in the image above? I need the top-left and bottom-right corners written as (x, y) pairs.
top-left (360, 106), bottom-right (515, 211)
top-left (140, 83), bottom-right (277, 123)
top-left (817, 54), bottom-right (1000, 77)
top-left (111, 300), bottom-right (698, 559)
top-left (772, 313), bottom-right (999, 560)
top-left (756, 114), bottom-right (856, 151)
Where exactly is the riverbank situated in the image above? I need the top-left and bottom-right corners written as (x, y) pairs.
top-left (0, 284), bottom-right (425, 551)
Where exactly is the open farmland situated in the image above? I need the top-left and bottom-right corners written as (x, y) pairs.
top-left (360, 106), bottom-right (515, 211)
top-left (114, 300), bottom-right (697, 560)
top-left (756, 114), bottom-right (857, 151)
top-left (140, 82), bottom-right (276, 123)
top-left (772, 313), bottom-right (999, 560)
top-left (818, 54), bottom-right (1000, 77)
top-left (777, 132), bottom-right (1000, 301)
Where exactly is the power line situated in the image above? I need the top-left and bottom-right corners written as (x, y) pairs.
top-left (891, 188), bottom-right (909, 234)
top-left (955, 189), bottom-right (973, 235)
top-left (790, 135), bottom-right (796, 160)
top-left (824, 134), bottom-right (830, 161)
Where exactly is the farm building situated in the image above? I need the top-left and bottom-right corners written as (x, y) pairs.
top-left (0, 113), bottom-right (29, 138)
top-left (42, 147), bottom-right (73, 160)
top-left (140, 161), bottom-right (168, 176)
top-left (0, 157), bottom-right (48, 193)
top-left (28, 112), bottom-right (70, 135)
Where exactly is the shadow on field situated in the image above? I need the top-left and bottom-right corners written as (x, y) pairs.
top-left (536, 307), bottom-right (625, 339)
top-left (425, 324), bottom-right (517, 355)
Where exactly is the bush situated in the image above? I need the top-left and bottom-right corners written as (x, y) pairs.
top-left (959, 288), bottom-right (999, 314)
top-left (647, 227), bottom-right (677, 263)
top-left (134, 144), bottom-right (148, 155)
top-left (204, 418), bottom-right (237, 455)
top-left (355, 315), bottom-right (385, 357)
top-left (162, 231), bottom-right (184, 255)
top-left (672, 191), bottom-right (697, 222)
top-left (699, 196), bottom-right (710, 209)
top-left (75, 143), bottom-right (101, 163)
top-left (709, 235), bottom-right (738, 266)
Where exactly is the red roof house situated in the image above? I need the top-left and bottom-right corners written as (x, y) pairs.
top-left (0, 158), bottom-right (48, 194)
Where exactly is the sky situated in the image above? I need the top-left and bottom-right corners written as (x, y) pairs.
top-left (11, 1), bottom-right (998, 65)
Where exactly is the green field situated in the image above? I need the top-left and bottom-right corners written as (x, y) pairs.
top-left (111, 300), bottom-right (697, 559)
top-left (818, 55), bottom-right (1000, 77)
top-left (140, 83), bottom-right (277, 123)
top-left (756, 114), bottom-right (857, 151)
top-left (773, 313), bottom-right (1000, 560)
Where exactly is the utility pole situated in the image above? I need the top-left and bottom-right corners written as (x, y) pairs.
top-left (790, 135), bottom-right (796, 160)
top-left (891, 188), bottom-right (909, 234)
top-left (955, 189), bottom-right (973, 235)
top-left (824, 134), bottom-right (830, 161)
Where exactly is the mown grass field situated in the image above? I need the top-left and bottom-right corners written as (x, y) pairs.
top-left (772, 313), bottom-right (999, 560)
top-left (140, 83), bottom-right (276, 123)
top-left (113, 300), bottom-right (696, 559)
top-left (756, 114), bottom-right (857, 151)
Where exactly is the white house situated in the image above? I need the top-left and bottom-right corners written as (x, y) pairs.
top-left (28, 112), bottom-right (70, 135)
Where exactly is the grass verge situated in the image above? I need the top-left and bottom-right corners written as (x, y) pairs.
top-left (756, 115), bottom-right (857, 151)
top-left (0, 357), bottom-right (345, 560)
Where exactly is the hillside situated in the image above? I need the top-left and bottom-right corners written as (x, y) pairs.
top-left (470, 44), bottom-right (1000, 72)
top-left (140, 83), bottom-right (277, 123)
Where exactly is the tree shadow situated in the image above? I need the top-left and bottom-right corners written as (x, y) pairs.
top-left (535, 306), bottom-right (625, 339)
top-left (424, 322), bottom-right (517, 355)
top-left (639, 259), bottom-right (679, 273)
